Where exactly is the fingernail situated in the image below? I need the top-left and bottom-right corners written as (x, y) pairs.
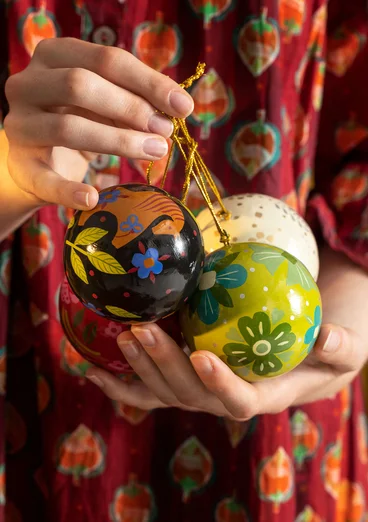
top-left (132, 327), bottom-right (155, 347)
top-left (322, 328), bottom-right (342, 353)
top-left (86, 374), bottom-right (104, 388)
top-left (73, 191), bottom-right (90, 207)
top-left (148, 114), bottom-right (174, 138)
top-left (143, 138), bottom-right (168, 158)
top-left (118, 340), bottom-right (140, 360)
top-left (191, 354), bottom-right (213, 375)
top-left (169, 90), bottom-right (194, 116)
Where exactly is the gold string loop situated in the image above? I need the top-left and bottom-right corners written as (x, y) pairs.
top-left (146, 63), bottom-right (230, 246)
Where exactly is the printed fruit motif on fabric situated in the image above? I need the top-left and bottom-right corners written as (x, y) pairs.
top-left (336, 480), bottom-right (366, 522)
top-left (181, 243), bottom-right (322, 382)
top-left (37, 374), bottom-right (51, 414)
top-left (312, 59), bottom-right (326, 111)
top-left (109, 476), bottom-right (156, 522)
top-left (215, 497), bottom-right (248, 522)
top-left (296, 168), bottom-right (313, 215)
top-left (132, 12), bottom-right (182, 72)
top-left (22, 218), bottom-right (54, 277)
top-left (57, 424), bottom-right (106, 485)
top-left (321, 437), bottom-right (342, 499)
top-left (185, 174), bottom-right (226, 217)
top-left (0, 250), bottom-right (11, 296)
top-left (279, 0), bottom-right (305, 38)
top-left (331, 165), bottom-right (368, 210)
top-left (6, 403), bottom-right (27, 454)
top-left (60, 336), bottom-right (91, 377)
top-left (170, 436), bottom-right (213, 501)
top-left (189, 69), bottom-right (234, 139)
top-left (258, 447), bottom-right (294, 513)
top-left (18, 1), bottom-right (59, 56)
top-left (113, 402), bottom-right (150, 426)
top-left (224, 418), bottom-right (256, 448)
top-left (293, 105), bottom-right (310, 158)
top-left (188, 0), bottom-right (235, 28)
top-left (291, 410), bottom-right (320, 468)
top-left (327, 21), bottom-right (367, 77)
top-left (335, 115), bottom-right (368, 154)
top-left (236, 10), bottom-right (280, 77)
top-left (295, 505), bottom-right (323, 522)
top-left (227, 111), bottom-right (280, 179)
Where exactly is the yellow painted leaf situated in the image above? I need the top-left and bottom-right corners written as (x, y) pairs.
top-left (70, 249), bottom-right (89, 285)
top-left (89, 252), bottom-right (126, 275)
top-left (105, 306), bottom-right (140, 319)
top-left (67, 216), bottom-right (75, 229)
top-left (75, 227), bottom-right (108, 246)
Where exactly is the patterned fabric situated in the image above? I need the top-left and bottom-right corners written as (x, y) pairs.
top-left (0, 0), bottom-right (368, 521)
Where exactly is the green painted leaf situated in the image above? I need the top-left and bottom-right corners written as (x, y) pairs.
top-left (210, 283), bottom-right (233, 308)
top-left (73, 308), bottom-right (85, 328)
top-left (75, 227), bottom-right (108, 246)
top-left (70, 249), bottom-right (88, 285)
top-left (105, 306), bottom-right (141, 319)
top-left (277, 351), bottom-right (294, 363)
top-left (213, 252), bottom-right (240, 273)
top-left (89, 251), bottom-right (126, 275)
top-left (287, 262), bottom-right (313, 290)
top-left (271, 308), bottom-right (285, 323)
top-left (83, 322), bottom-right (97, 344)
top-left (250, 246), bottom-right (285, 275)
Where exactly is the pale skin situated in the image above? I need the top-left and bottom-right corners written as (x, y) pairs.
top-left (2, 38), bottom-right (368, 417)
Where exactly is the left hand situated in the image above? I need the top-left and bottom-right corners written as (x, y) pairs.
top-left (85, 320), bottom-right (366, 419)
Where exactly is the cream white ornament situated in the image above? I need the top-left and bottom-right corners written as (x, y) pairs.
top-left (196, 193), bottom-right (319, 280)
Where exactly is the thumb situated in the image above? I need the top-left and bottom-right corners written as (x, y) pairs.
top-left (312, 324), bottom-right (365, 372)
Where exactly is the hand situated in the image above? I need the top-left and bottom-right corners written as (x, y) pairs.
top-left (85, 321), bottom-right (366, 419)
top-left (4, 38), bottom-right (193, 210)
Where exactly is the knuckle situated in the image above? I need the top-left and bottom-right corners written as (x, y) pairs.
top-left (53, 114), bottom-right (75, 145)
top-left (5, 73), bottom-right (22, 102)
top-left (96, 46), bottom-right (120, 77)
top-left (64, 68), bottom-right (88, 101)
top-left (33, 37), bottom-right (54, 56)
top-left (116, 130), bottom-right (131, 154)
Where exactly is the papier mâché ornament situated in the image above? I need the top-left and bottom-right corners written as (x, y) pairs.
top-left (64, 184), bottom-right (205, 324)
top-left (59, 277), bottom-right (183, 375)
top-left (196, 193), bottom-right (319, 280)
top-left (180, 242), bottom-right (322, 382)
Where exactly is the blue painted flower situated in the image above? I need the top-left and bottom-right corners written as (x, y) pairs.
top-left (83, 302), bottom-right (105, 316)
top-left (304, 305), bottom-right (322, 352)
top-left (98, 189), bottom-right (120, 205)
top-left (132, 248), bottom-right (163, 279)
top-left (189, 250), bottom-right (247, 325)
top-left (120, 214), bottom-right (144, 234)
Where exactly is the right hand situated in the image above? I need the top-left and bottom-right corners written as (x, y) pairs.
top-left (4, 38), bottom-right (194, 210)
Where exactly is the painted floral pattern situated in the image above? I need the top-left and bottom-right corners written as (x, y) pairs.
top-left (189, 250), bottom-right (247, 324)
top-left (224, 312), bottom-right (296, 376)
top-left (1, 1), bottom-right (368, 521)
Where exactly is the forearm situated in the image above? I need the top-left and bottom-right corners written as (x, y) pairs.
top-left (318, 244), bottom-right (368, 339)
top-left (0, 130), bottom-right (40, 241)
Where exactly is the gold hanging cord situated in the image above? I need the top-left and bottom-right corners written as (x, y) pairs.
top-left (146, 63), bottom-right (230, 246)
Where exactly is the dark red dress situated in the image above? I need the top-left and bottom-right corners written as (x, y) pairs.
top-left (0, 0), bottom-right (368, 521)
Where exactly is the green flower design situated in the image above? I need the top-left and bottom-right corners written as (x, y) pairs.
top-left (223, 312), bottom-right (296, 377)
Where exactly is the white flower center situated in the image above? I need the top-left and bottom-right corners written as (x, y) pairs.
top-left (252, 340), bottom-right (272, 357)
top-left (199, 270), bottom-right (217, 291)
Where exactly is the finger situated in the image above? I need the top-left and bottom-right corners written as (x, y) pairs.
top-left (85, 368), bottom-right (166, 410)
top-left (116, 330), bottom-right (182, 407)
top-left (8, 68), bottom-right (174, 138)
top-left (312, 324), bottom-right (366, 372)
top-left (8, 153), bottom-right (98, 209)
top-left (5, 111), bottom-right (168, 160)
top-left (131, 325), bottom-right (226, 415)
top-left (32, 38), bottom-right (194, 118)
top-left (190, 351), bottom-right (261, 420)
